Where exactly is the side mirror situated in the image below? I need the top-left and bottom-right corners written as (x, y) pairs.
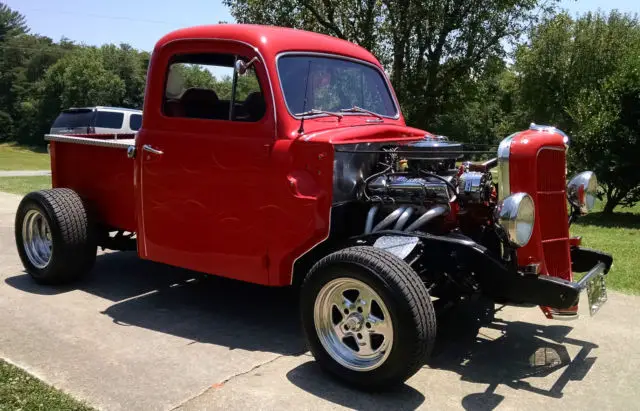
top-left (234, 57), bottom-right (258, 75)
top-left (567, 171), bottom-right (597, 214)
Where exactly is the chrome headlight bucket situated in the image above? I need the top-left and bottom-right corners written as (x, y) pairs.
top-left (497, 192), bottom-right (535, 247)
top-left (567, 171), bottom-right (597, 214)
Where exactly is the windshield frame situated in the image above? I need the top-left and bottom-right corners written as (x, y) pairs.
top-left (275, 52), bottom-right (400, 121)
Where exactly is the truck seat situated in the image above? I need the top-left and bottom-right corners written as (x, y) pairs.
top-left (241, 92), bottom-right (266, 121)
top-left (180, 88), bottom-right (219, 119)
top-left (164, 99), bottom-right (185, 117)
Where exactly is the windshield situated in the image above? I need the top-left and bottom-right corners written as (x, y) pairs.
top-left (277, 55), bottom-right (397, 118)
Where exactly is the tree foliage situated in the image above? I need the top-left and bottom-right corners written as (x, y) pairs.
top-left (223, 0), bottom-right (556, 132)
top-left (0, 4), bottom-right (148, 144)
top-left (0, 2), bottom-right (28, 39)
top-left (515, 12), bottom-right (640, 212)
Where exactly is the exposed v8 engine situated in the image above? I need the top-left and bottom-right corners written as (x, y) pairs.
top-left (367, 174), bottom-right (452, 205)
top-left (359, 136), bottom-right (496, 238)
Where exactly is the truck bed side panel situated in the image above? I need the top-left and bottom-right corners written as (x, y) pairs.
top-left (50, 140), bottom-right (136, 232)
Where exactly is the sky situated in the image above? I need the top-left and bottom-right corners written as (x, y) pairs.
top-left (6, 0), bottom-right (639, 52)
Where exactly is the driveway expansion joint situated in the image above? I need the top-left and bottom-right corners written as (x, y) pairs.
top-left (170, 350), bottom-right (308, 410)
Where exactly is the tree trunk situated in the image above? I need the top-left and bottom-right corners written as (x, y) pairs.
top-left (602, 196), bottom-right (619, 214)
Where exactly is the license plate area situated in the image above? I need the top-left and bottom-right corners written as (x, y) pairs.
top-left (585, 273), bottom-right (607, 316)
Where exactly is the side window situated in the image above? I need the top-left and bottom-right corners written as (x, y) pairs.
top-left (163, 53), bottom-right (265, 122)
top-left (95, 111), bottom-right (124, 129)
top-left (129, 113), bottom-right (142, 131)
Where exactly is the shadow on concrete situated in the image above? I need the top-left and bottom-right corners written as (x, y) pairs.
top-left (6, 251), bottom-right (306, 356)
top-left (283, 300), bottom-right (597, 410)
top-left (428, 300), bottom-right (598, 410)
top-left (6, 253), bottom-right (598, 409)
top-left (286, 361), bottom-right (425, 410)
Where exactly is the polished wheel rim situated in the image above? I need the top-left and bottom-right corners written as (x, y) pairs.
top-left (22, 209), bottom-right (53, 269)
top-left (314, 277), bottom-right (393, 371)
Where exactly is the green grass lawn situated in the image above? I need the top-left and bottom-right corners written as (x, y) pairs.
top-left (0, 360), bottom-right (93, 411)
top-left (0, 176), bottom-right (51, 195)
top-left (570, 202), bottom-right (640, 294)
top-left (0, 143), bottom-right (50, 171)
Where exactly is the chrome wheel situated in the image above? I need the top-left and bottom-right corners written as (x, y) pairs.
top-left (22, 209), bottom-right (53, 269)
top-left (314, 277), bottom-right (393, 371)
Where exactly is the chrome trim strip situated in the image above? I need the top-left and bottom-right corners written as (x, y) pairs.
top-left (275, 51), bottom-right (401, 121)
top-left (497, 132), bottom-right (518, 201)
top-left (45, 134), bottom-right (135, 149)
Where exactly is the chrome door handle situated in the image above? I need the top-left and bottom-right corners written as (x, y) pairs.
top-left (143, 144), bottom-right (163, 155)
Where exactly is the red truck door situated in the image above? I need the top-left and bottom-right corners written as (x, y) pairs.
top-left (135, 40), bottom-right (275, 284)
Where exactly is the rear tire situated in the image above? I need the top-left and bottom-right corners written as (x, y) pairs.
top-left (15, 188), bottom-right (96, 284)
top-left (300, 246), bottom-right (436, 390)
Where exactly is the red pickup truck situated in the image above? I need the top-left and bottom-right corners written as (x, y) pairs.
top-left (14, 24), bottom-right (612, 389)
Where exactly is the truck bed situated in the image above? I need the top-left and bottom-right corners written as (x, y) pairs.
top-left (46, 134), bottom-right (136, 232)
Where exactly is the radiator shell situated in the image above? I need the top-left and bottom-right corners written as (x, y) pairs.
top-left (508, 129), bottom-right (571, 281)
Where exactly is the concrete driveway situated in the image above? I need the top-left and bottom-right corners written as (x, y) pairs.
top-left (1, 190), bottom-right (639, 410)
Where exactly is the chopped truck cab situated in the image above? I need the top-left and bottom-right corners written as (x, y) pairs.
top-left (15, 25), bottom-right (612, 389)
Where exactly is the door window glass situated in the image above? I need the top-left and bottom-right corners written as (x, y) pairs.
top-left (163, 53), bottom-right (265, 122)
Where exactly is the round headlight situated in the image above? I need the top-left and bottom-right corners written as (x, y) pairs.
top-left (497, 192), bottom-right (535, 247)
top-left (567, 171), bottom-right (597, 214)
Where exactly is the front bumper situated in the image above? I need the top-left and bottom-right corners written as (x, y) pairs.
top-left (502, 247), bottom-right (613, 314)
top-left (353, 231), bottom-right (613, 316)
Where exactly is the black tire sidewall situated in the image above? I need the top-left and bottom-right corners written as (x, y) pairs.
top-left (301, 255), bottom-right (432, 389)
top-left (14, 190), bottom-right (95, 284)
top-left (15, 194), bottom-right (64, 281)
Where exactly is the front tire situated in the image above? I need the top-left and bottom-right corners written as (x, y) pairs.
top-left (300, 246), bottom-right (436, 389)
top-left (15, 189), bottom-right (96, 284)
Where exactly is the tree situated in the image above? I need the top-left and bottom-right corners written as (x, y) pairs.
top-left (431, 56), bottom-right (522, 147)
top-left (0, 34), bottom-right (68, 143)
top-left (32, 48), bottom-right (126, 144)
top-left (223, 0), bottom-right (556, 131)
top-left (515, 11), bottom-right (640, 213)
top-left (0, 2), bottom-right (28, 39)
top-left (0, 3), bottom-right (151, 144)
top-left (99, 44), bottom-right (147, 108)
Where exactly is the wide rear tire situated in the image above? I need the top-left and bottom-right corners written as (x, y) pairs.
top-left (300, 246), bottom-right (436, 390)
top-left (15, 188), bottom-right (96, 284)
